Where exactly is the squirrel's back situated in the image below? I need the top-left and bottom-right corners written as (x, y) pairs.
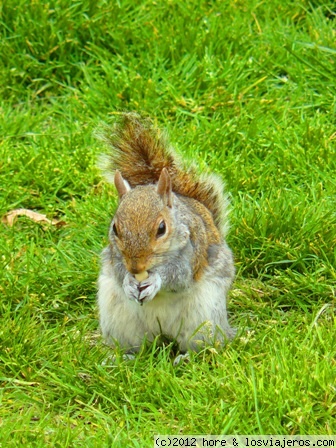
top-left (97, 113), bottom-right (229, 234)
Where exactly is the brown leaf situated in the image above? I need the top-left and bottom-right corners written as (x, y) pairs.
top-left (2, 208), bottom-right (66, 228)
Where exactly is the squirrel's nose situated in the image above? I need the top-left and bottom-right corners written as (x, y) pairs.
top-left (128, 261), bottom-right (147, 275)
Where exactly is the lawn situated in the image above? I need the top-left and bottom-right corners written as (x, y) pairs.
top-left (0, 0), bottom-right (335, 446)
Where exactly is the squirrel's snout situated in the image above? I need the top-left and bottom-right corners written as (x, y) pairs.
top-left (128, 261), bottom-right (148, 275)
top-left (129, 267), bottom-right (143, 275)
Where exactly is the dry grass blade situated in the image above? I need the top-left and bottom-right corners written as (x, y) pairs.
top-left (2, 208), bottom-right (66, 228)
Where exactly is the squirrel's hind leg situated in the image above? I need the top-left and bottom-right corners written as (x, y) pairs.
top-left (175, 241), bottom-right (236, 352)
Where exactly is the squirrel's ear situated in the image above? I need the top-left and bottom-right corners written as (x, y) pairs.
top-left (157, 168), bottom-right (173, 207)
top-left (114, 170), bottom-right (131, 198)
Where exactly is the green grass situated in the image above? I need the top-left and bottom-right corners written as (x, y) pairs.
top-left (0, 0), bottom-right (335, 445)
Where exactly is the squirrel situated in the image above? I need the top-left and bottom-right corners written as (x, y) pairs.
top-left (97, 113), bottom-right (236, 353)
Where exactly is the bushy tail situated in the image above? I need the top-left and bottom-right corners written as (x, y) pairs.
top-left (97, 112), bottom-right (229, 232)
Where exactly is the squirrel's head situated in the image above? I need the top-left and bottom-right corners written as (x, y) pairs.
top-left (109, 169), bottom-right (189, 275)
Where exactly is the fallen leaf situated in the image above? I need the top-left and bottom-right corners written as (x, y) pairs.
top-left (2, 208), bottom-right (66, 228)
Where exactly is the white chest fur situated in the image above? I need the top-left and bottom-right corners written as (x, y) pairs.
top-left (98, 268), bottom-right (233, 352)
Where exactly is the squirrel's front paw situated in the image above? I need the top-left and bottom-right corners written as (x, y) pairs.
top-left (122, 273), bottom-right (140, 302)
top-left (138, 272), bottom-right (162, 304)
top-left (122, 272), bottom-right (162, 305)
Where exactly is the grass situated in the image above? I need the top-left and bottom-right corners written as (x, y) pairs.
top-left (0, 0), bottom-right (335, 445)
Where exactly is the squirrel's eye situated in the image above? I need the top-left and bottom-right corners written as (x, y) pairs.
top-left (157, 220), bottom-right (166, 238)
top-left (112, 223), bottom-right (119, 238)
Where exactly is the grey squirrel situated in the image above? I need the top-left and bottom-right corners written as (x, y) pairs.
top-left (97, 113), bottom-right (235, 352)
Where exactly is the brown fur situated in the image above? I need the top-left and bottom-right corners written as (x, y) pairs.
top-left (179, 196), bottom-right (221, 280)
top-left (98, 113), bottom-right (226, 229)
